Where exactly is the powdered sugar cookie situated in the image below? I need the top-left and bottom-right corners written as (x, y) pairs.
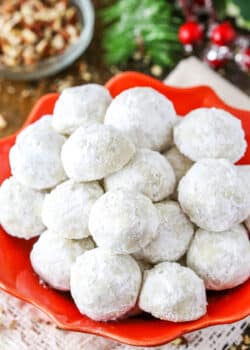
top-left (178, 159), bottom-right (249, 231)
top-left (61, 124), bottom-right (135, 181)
top-left (105, 87), bottom-right (177, 151)
top-left (174, 108), bottom-right (246, 162)
top-left (70, 248), bottom-right (141, 321)
top-left (0, 177), bottom-right (45, 239)
top-left (42, 179), bottom-right (103, 239)
top-left (104, 148), bottom-right (176, 202)
top-left (187, 225), bottom-right (250, 290)
top-left (139, 262), bottom-right (207, 322)
top-left (88, 190), bottom-right (160, 254)
top-left (134, 201), bottom-right (194, 263)
top-left (10, 116), bottom-right (66, 190)
top-left (31, 230), bottom-right (94, 291)
top-left (53, 84), bottom-right (112, 134)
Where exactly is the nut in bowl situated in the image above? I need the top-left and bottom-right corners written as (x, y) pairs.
top-left (0, 72), bottom-right (249, 347)
top-left (0, 0), bottom-right (94, 80)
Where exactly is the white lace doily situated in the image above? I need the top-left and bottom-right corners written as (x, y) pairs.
top-left (0, 290), bottom-right (248, 350)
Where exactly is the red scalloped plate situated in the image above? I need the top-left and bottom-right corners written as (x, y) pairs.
top-left (0, 72), bottom-right (249, 347)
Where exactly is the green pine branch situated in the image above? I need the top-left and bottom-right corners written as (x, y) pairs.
top-left (100, 0), bottom-right (183, 67)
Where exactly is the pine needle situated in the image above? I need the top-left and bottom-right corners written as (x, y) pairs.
top-left (100, 0), bottom-right (183, 67)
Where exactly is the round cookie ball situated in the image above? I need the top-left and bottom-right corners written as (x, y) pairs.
top-left (61, 124), bottom-right (135, 182)
top-left (53, 84), bottom-right (112, 135)
top-left (31, 230), bottom-right (94, 291)
top-left (134, 201), bottom-right (194, 263)
top-left (105, 87), bottom-right (177, 151)
top-left (42, 180), bottom-right (103, 239)
top-left (139, 262), bottom-right (207, 322)
top-left (0, 177), bottom-right (45, 239)
top-left (88, 190), bottom-right (160, 254)
top-left (10, 116), bottom-right (66, 190)
top-left (174, 108), bottom-right (246, 162)
top-left (104, 148), bottom-right (176, 202)
top-left (187, 225), bottom-right (250, 290)
top-left (178, 159), bottom-right (249, 232)
top-left (70, 248), bottom-right (142, 321)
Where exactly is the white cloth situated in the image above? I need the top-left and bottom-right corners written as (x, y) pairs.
top-left (0, 58), bottom-right (249, 349)
top-left (165, 56), bottom-right (250, 110)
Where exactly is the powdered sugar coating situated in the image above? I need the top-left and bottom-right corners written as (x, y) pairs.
top-left (104, 149), bottom-right (176, 202)
top-left (164, 146), bottom-right (193, 199)
top-left (88, 190), bottom-right (160, 254)
top-left (134, 201), bottom-right (194, 263)
top-left (31, 230), bottom-right (94, 291)
top-left (178, 159), bottom-right (249, 232)
top-left (0, 177), bottom-right (45, 239)
top-left (139, 262), bottom-right (207, 322)
top-left (105, 87), bottom-right (177, 151)
top-left (70, 248), bottom-right (142, 321)
top-left (164, 146), bottom-right (193, 183)
top-left (61, 124), bottom-right (135, 182)
top-left (10, 116), bottom-right (66, 190)
top-left (237, 165), bottom-right (250, 231)
top-left (42, 180), bottom-right (103, 239)
top-left (187, 225), bottom-right (250, 290)
top-left (53, 84), bottom-right (112, 135)
top-left (174, 108), bottom-right (246, 162)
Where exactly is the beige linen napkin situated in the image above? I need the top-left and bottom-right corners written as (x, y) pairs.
top-left (165, 56), bottom-right (250, 110)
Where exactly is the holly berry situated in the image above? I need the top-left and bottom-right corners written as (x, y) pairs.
top-left (211, 22), bottom-right (236, 46)
top-left (178, 21), bottom-right (203, 45)
top-left (205, 45), bottom-right (231, 69)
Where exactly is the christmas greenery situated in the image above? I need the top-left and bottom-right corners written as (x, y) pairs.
top-left (214, 0), bottom-right (250, 29)
top-left (100, 0), bottom-right (182, 67)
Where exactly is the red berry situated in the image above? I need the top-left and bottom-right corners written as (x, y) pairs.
top-left (178, 21), bottom-right (203, 45)
top-left (205, 45), bottom-right (230, 69)
top-left (206, 57), bottom-right (227, 69)
top-left (211, 22), bottom-right (236, 46)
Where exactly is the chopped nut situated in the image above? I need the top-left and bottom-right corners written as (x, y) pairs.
top-left (22, 46), bottom-right (37, 65)
top-left (65, 7), bottom-right (77, 22)
top-left (171, 337), bottom-right (187, 346)
top-left (151, 64), bottom-right (163, 77)
top-left (22, 28), bottom-right (38, 44)
top-left (0, 114), bottom-right (7, 130)
top-left (44, 28), bottom-right (53, 40)
top-left (66, 25), bottom-right (78, 40)
top-left (241, 345), bottom-right (249, 350)
top-left (8, 30), bottom-right (22, 46)
top-left (2, 44), bottom-right (21, 59)
top-left (243, 335), bottom-right (250, 345)
top-left (1, 55), bottom-right (17, 67)
top-left (133, 51), bottom-right (143, 61)
top-left (36, 39), bottom-right (48, 55)
top-left (52, 18), bottom-right (62, 32)
top-left (0, 0), bottom-right (82, 67)
top-left (21, 89), bottom-right (33, 98)
top-left (51, 34), bottom-right (65, 51)
top-left (9, 320), bottom-right (17, 329)
top-left (6, 85), bottom-right (16, 94)
top-left (82, 71), bottom-right (92, 82)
